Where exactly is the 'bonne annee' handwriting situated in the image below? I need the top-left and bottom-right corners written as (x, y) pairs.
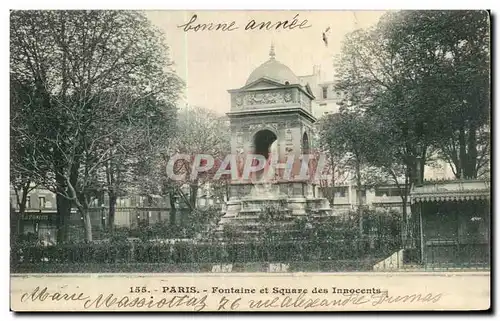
top-left (177, 14), bottom-right (312, 32)
top-left (19, 286), bottom-right (443, 311)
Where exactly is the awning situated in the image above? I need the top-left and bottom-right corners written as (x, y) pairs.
top-left (411, 192), bottom-right (490, 203)
top-left (410, 179), bottom-right (490, 204)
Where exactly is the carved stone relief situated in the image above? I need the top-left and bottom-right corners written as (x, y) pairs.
top-left (248, 122), bottom-right (279, 134)
top-left (234, 90), bottom-right (295, 107)
top-left (236, 133), bottom-right (243, 145)
top-left (300, 92), bottom-right (312, 111)
top-left (247, 91), bottom-right (283, 105)
top-left (248, 124), bottom-right (259, 132)
top-left (235, 95), bottom-right (243, 107)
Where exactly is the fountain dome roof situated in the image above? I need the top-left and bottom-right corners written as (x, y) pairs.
top-left (245, 44), bottom-right (300, 86)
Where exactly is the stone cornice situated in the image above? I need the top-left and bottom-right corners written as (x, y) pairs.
top-left (228, 77), bottom-right (315, 100)
top-left (226, 106), bottom-right (316, 123)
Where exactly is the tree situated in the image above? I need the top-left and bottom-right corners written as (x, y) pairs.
top-left (318, 112), bottom-right (378, 236)
top-left (134, 106), bottom-right (230, 228)
top-left (10, 79), bottom-right (42, 225)
top-left (170, 106), bottom-right (230, 210)
top-left (335, 24), bottom-right (432, 239)
top-left (10, 11), bottom-right (182, 242)
top-left (375, 11), bottom-right (490, 180)
top-left (317, 114), bottom-right (349, 206)
top-left (334, 10), bottom-right (490, 241)
top-left (102, 92), bottom-right (178, 232)
top-left (132, 144), bottom-right (186, 227)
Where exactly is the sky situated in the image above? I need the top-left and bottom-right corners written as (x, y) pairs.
top-left (146, 11), bottom-right (387, 114)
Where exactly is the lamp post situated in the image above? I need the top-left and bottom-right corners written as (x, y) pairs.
top-left (413, 144), bottom-right (423, 255)
top-left (101, 204), bottom-right (106, 230)
top-left (415, 145), bottom-right (423, 187)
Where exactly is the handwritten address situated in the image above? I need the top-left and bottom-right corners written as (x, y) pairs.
top-left (18, 285), bottom-right (443, 311)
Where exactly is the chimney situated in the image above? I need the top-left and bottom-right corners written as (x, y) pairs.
top-left (313, 65), bottom-right (321, 77)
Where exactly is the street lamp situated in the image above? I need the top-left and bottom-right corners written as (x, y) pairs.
top-left (101, 204), bottom-right (106, 230)
top-left (415, 145), bottom-right (423, 187)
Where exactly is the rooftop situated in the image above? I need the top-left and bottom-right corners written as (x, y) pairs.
top-left (245, 44), bottom-right (300, 86)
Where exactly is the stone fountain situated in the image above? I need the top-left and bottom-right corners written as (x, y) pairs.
top-left (214, 45), bottom-right (336, 239)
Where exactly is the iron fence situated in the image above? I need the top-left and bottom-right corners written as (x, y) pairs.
top-left (11, 236), bottom-right (490, 273)
top-left (83, 207), bottom-right (174, 229)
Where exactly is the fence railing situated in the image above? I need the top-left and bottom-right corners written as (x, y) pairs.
top-left (11, 235), bottom-right (490, 273)
top-left (12, 238), bottom-right (395, 264)
top-left (80, 207), bottom-right (174, 229)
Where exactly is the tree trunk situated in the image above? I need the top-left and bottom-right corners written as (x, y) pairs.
top-left (79, 205), bottom-right (93, 243)
top-left (355, 158), bottom-right (363, 237)
top-left (329, 153), bottom-right (336, 207)
top-left (13, 183), bottom-right (30, 239)
top-left (108, 192), bottom-right (117, 233)
top-left (401, 195), bottom-right (408, 246)
top-left (458, 126), bottom-right (467, 179)
top-left (74, 197), bottom-right (93, 243)
top-left (65, 173), bottom-right (92, 242)
top-left (169, 192), bottom-right (177, 225)
top-left (466, 123), bottom-right (478, 179)
top-left (319, 180), bottom-right (333, 206)
top-left (189, 183), bottom-right (198, 209)
top-left (419, 148), bottom-right (426, 184)
top-left (19, 184), bottom-right (29, 216)
top-left (10, 203), bottom-right (20, 246)
top-left (401, 171), bottom-right (410, 247)
top-left (56, 193), bottom-right (70, 243)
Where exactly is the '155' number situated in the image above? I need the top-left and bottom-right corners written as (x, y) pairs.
top-left (130, 286), bottom-right (147, 293)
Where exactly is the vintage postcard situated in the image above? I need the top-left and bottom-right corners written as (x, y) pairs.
top-left (9, 10), bottom-right (491, 312)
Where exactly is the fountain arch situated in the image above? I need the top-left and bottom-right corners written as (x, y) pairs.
top-left (302, 131), bottom-right (310, 154)
top-left (253, 129), bottom-right (277, 160)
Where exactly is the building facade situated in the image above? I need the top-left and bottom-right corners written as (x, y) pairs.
top-left (298, 66), bottom-right (344, 119)
top-left (10, 186), bottom-right (60, 244)
top-left (320, 184), bottom-right (411, 214)
top-left (10, 187), bottom-right (174, 242)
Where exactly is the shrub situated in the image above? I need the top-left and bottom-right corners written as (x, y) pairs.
top-left (11, 207), bottom-right (404, 269)
top-left (12, 235), bottom-right (401, 268)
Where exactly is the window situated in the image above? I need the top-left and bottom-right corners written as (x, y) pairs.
top-left (375, 188), bottom-right (401, 197)
top-left (39, 196), bottom-right (46, 209)
top-left (322, 87), bottom-right (328, 99)
top-left (117, 198), bottom-right (127, 207)
top-left (333, 187), bottom-right (348, 198)
top-left (285, 130), bottom-right (292, 141)
top-left (459, 202), bottom-right (489, 243)
top-left (26, 196), bottom-right (31, 208)
top-left (389, 189), bottom-right (401, 197)
top-left (90, 199), bottom-right (99, 207)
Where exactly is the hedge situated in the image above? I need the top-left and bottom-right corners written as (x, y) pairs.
top-left (11, 236), bottom-right (400, 268)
